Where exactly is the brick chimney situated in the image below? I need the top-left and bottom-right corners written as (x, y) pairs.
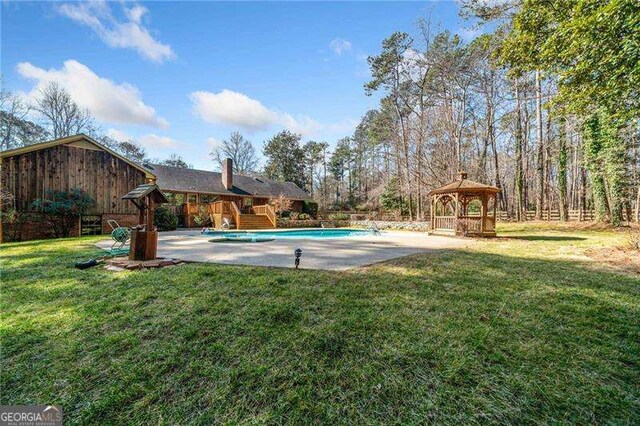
top-left (222, 158), bottom-right (233, 189)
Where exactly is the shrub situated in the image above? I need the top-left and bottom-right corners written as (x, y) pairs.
top-left (290, 212), bottom-right (300, 220)
top-left (302, 200), bottom-right (318, 218)
top-left (270, 193), bottom-right (293, 218)
top-left (380, 177), bottom-right (409, 216)
top-left (154, 206), bottom-right (178, 231)
top-left (193, 205), bottom-right (211, 227)
top-left (0, 209), bottom-right (29, 242)
top-left (31, 188), bottom-right (94, 238)
top-left (328, 212), bottom-right (350, 221)
top-left (297, 213), bottom-right (310, 220)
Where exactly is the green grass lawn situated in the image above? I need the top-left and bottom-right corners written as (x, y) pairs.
top-left (1, 223), bottom-right (638, 424)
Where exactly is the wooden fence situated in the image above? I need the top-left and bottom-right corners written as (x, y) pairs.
top-left (497, 209), bottom-right (596, 221)
top-left (322, 209), bottom-right (627, 223)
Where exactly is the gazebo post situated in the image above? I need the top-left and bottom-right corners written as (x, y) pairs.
top-left (481, 193), bottom-right (488, 234)
top-left (454, 193), bottom-right (459, 234)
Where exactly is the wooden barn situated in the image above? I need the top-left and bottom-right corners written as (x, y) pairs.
top-left (0, 134), bottom-right (153, 242)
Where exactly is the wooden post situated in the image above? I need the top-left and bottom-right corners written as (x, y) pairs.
top-left (454, 193), bottom-right (459, 235)
top-left (481, 193), bottom-right (488, 234)
top-left (146, 196), bottom-right (154, 231)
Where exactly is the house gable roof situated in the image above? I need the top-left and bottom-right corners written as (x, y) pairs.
top-left (146, 163), bottom-right (312, 200)
top-left (0, 134), bottom-right (155, 179)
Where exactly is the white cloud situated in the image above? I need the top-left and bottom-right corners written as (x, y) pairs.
top-left (191, 90), bottom-right (358, 139)
top-left (138, 134), bottom-right (179, 148)
top-left (191, 90), bottom-right (278, 131)
top-left (330, 38), bottom-right (352, 55)
top-left (17, 60), bottom-right (168, 128)
top-left (107, 129), bottom-right (179, 149)
top-left (190, 89), bottom-right (321, 137)
top-left (57, 1), bottom-right (175, 63)
top-left (106, 128), bottom-right (133, 141)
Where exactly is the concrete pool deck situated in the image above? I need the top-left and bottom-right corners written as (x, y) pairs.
top-left (96, 229), bottom-right (468, 271)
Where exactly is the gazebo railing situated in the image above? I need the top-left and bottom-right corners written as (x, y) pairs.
top-left (483, 217), bottom-right (496, 232)
top-left (434, 216), bottom-right (496, 234)
top-left (457, 216), bottom-right (483, 233)
top-left (434, 216), bottom-right (456, 230)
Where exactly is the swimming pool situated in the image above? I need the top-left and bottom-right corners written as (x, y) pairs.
top-left (202, 228), bottom-right (379, 240)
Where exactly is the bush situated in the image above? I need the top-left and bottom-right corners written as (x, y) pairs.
top-left (380, 177), bottom-right (409, 216)
top-left (31, 188), bottom-right (94, 238)
top-left (154, 206), bottom-right (178, 231)
top-left (297, 213), bottom-right (310, 220)
top-left (0, 209), bottom-right (29, 242)
top-left (302, 200), bottom-right (318, 218)
top-left (193, 206), bottom-right (211, 227)
top-left (328, 212), bottom-right (350, 221)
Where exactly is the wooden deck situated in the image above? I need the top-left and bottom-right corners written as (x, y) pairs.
top-left (184, 201), bottom-right (276, 229)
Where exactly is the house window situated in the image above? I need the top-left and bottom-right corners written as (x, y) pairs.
top-left (163, 192), bottom-right (185, 206)
top-left (187, 193), bottom-right (198, 203)
top-left (243, 197), bottom-right (253, 207)
top-left (200, 194), bottom-right (218, 203)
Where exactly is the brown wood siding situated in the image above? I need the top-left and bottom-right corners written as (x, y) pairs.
top-left (1, 144), bottom-right (145, 215)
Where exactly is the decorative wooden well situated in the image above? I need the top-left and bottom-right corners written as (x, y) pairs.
top-left (428, 172), bottom-right (500, 237)
top-left (122, 184), bottom-right (168, 260)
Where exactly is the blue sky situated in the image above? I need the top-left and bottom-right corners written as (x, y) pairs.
top-left (2, 1), bottom-right (478, 170)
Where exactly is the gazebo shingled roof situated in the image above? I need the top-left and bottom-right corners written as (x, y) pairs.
top-left (428, 172), bottom-right (500, 196)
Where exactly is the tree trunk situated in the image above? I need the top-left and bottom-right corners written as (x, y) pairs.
top-left (558, 116), bottom-right (568, 221)
top-left (636, 185), bottom-right (640, 223)
top-left (514, 79), bottom-right (524, 221)
top-left (535, 70), bottom-right (544, 220)
top-left (583, 114), bottom-right (611, 222)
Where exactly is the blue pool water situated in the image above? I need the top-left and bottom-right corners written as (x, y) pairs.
top-left (203, 228), bottom-right (378, 240)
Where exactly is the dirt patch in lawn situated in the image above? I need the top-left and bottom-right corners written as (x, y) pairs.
top-left (585, 246), bottom-right (640, 275)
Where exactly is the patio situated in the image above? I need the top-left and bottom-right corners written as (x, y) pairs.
top-left (96, 229), bottom-right (468, 270)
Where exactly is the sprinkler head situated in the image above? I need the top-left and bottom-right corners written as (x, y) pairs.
top-left (294, 248), bottom-right (302, 269)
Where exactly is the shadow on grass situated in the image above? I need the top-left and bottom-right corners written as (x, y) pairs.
top-left (502, 235), bottom-right (587, 241)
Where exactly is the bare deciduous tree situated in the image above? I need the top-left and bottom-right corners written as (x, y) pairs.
top-left (0, 82), bottom-right (44, 151)
top-left (34, 82), bottom-right (95, 139)
top-left (210, 131), bottom-right (258, 174)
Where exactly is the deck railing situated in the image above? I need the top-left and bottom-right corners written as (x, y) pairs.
top-left (253, 204), bottom-right (276, 227)
top-left (229, 201), bottom-right (242, 228)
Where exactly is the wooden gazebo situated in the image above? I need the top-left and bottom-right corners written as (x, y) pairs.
top-left (428, 172), bottom-right (500, 237)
